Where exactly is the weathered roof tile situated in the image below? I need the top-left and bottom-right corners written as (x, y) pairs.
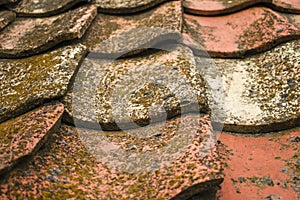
top-left (0, 102), bottom-right (64, 176)
top-left (0, 10), bottom-right (15, 31)
top-left (198, 40), bottom-right (300, 133)
top-left (0, 5), bottom-right (96, 58)
top-left (7, 0), bottom-right (89, 17)
top-left (183, 0), bottom-right (300, 15)
top-left (63, 45), bottom-right (208, 130)
top-left (80, 1), bottom-right (182, 57)
top-left (96, 0), bottom-right (169, 14)
top-left (0, 44), bottom-right (86, 123)
top-left (0, 115), bottom-right (225, 199)
top-left (183, 7), bottom-right (300, 57)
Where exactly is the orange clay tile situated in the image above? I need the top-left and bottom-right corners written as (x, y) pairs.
top-left (0, 10), bottom-right (15, 31)
top-left (0, 5), bottom-right (96, 58)
top-left (183, 7), bottom-right (300, 58)
top-left (218, 128), bottom-right (300, 200)
top-left (95, 0), bottom-right (170, 14)
top-left (80, 1), bottom-right (182, 57)
top-left (0, 102), bottom-right (64, 176)
top-left (183, 0), bottom-right (300, 15)
top-left (0, 115), bottom-right (226, 199)
top-left (7, 0), bottom-right (89, 17)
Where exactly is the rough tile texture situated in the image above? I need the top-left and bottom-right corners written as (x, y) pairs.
top-left (8, 0), bottom-right (89, 17)
top-left (183, 0), bottom-right (300, 15)
top-left (0, 44), bottom-right (86, 123)
top-left (0, 0), bottom-right (17, 6)
top-left (0, 102), bottom-right (64, 176)
top-left (219, 128), bottom-right (300, 199)
top-left (96, 0), bottom-right (168, 14)
top-left (183, 7), bottom-right (300, 58)
top-left (63, 45), bottom-right (208, 130)
top-left (80, 1), bottom-right (183, 57)
top-left (0, 5), bottom-right (96, 58)
top-left (0, 115), bottom-right (226, 199)
top-left (197, 40), bottom-right (300, 133)
top-left (0, 10), bottom-right (16, 31)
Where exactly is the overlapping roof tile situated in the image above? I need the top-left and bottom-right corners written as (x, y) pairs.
top-left (0, 102), bottom-right (64, 176)
top-left (62, 45), bottom-right (208, 130)
top-left (0, 10), bottom-right (15, 31)
top-left (183, 7), bottom-right (300, 57)
top-left (0, 115), bottom-right (226, 199)
top-left (0, 44), bottom-right (86, 123)
top-left (0, 5), bottom-right (96, 58)
top-left (183, 0), bottom-right (300, 15)
top-left (7, 0), bottom-right (89, 17)
top-left (197, 40), bottom-right (299, 133)
top-left (80, 1), bottom-right (182, 57)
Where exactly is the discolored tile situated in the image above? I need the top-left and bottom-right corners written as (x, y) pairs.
top-left (80, 1), bottom-right (183, 57)
top-left (8, 0), bottom-right (89, 17)
top-left (0, 44), bottom-right (86, 123)
top-left (0, 5), bottom-right (96, 58)
top-left (183, 0), bottom-right (300, 15)
top-left (0, 10), bottom-right (16, 31)
top-left (95, 0), bottom-right (169, 14)
top-left (183, 7), bottom-right (300, 58)
top-left (0, 115), bottom-right (226, 199)
top-left (63, 45), bottom-right (208, 130)
top-left (0, 102), bottom-right (64, 176)
top-left (196, 40), bottom-right (300, 133)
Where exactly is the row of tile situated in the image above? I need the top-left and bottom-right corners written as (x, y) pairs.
top-left (1, 0), bottom-right (300, 16)
top-left (1, 1), bottom-right (300, 58)
top-left (184, 0), bottom-right (300, 15)
top-left (0, 101), bottom-right (226, 199)
top-left (1, 41), bottom-right (298, 134)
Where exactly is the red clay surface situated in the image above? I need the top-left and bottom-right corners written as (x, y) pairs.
top-left (183, 0), bottom-right (300, 15)
top-left (183, 7), bottom-right (300, 57)
top-left (218, 128), bottom-right (300, 200)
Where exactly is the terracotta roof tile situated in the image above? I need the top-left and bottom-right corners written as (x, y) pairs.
top-left (0, 10), bottom-right (15, 31)
top-left (80, 1), bottom-right (182, 57)
top-left (7, 0), bottom-right (89, 17)
top-left (95, 0), bottom-right (170, 14)
top-left (0, 5), bottom-right (96, 58)
top-left (0, 44), bottom-right (86, 123)
top-left (183, 7), bottom-right (300, 57)
top-left (62, 45), bottom-right (208, 130)
top-left (0, 115), bottom-right (226, 199)
top-left (183, 0), bottom-right (300, 15)
top-left (0, 102), bottom-right (64, 176)
top-left (197, 40), bottom-right (300, 133)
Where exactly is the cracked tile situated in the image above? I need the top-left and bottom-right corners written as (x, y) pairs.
top-left (197, 40), bottom-right (300, 133)
top-left (183, 7), bottom-right (300, 57)
top-left (0, 102), bottom-right (64, 176)
top-left (0, 5), bottom-right (96, 58)
top-left (0, 114), bottom-right (226, 199)
top-left (95, 0), bottom-right (169, 14)
top-left (62, 45), bottom-right (208, 130)
top-left (183, 0), bottom-right (300, 15)
top-left (0, 44), bottom-right (87, 123)
top-left (0, 10), bottom-right (15, 31)
top-left (7, 0), bottom-right (89, 17)
top-left (80, 1), bottom-right (182, 57)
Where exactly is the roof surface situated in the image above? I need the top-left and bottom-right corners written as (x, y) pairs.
top-left (0, 0), bottom-right (299, 199)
